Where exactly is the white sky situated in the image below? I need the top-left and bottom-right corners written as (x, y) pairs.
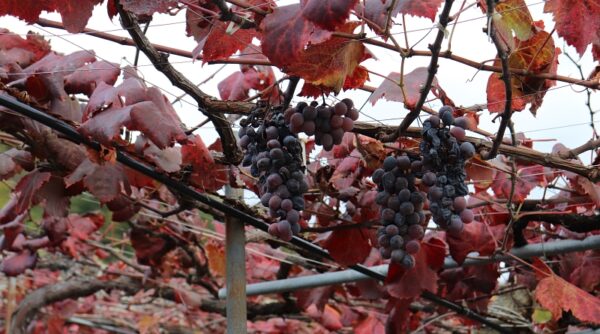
top-left (0, 0), bottom-right (597, 161)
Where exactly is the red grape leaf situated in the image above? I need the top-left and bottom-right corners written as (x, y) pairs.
top-left (0, 249), bottom-right (37, 276)
top-left (534, 258), bottom-right (600, 324)
top-left (201, 21), bottom-right (257, 62)
top-left (129, 101), bottom-right (187, 149)
top-left (295, 285), bottom-right (335, 311)
top-left (83, 163), bottom-right (129, 203)
top-left (80, 105), bottom-right (133, 146)
top-left (446, 221), bottom-right (503, 264)
top-left (14, 170), bottom-right (52, 215)
top-left (0, 0), bottom-right (102, 32)
top-left (261, 4), bottom-right (332, 67)
top-left (301, 0), bottom-right (359, 31)
top-left (331, 150), bottom-right (362, 190)
top-left (182, 135), bottom-right (228, 192)
top-left (84, 78), bottom-right (147, 120)
top-left (218, 71), bottom-right (254, 101)
top-left (130, 227), bottom-right (176, 266)
top-left (465, 156), bottom-right (495, 192)
top-left (544, 0), bottom-right (600, 60)
top-left (142, 144), bottom-right (182, 173)
top-left (0, 149), bottom-right (32, 180)
top-left (120, 0), bottom-right (178, 16)
top-left (0, 213), bottom-right (26, 251)
top-left (354, 314), bottom-right (385, 334)
top-left (485, 72), bottom-right (528, 113)
top-left (322, 227), bottom-right (373, 266)
top-left (395, 0), bottom-right (444, 21)
top-left (570, 250), bottom-right (600, 292)
top-left (64, 60), bottom-right (121, 96)
top-left (386, 237), bottom-right (446, 299)
top-left (491, 164), bottom-right (549, 203)
top-left (297, 64), bottom-right (369, 97)
top-left (284, 23), bottom-right (366, 92)
top-left (0, 29), bottom-right (51, 65)
top-left (369, 67), bottom-right (436, 108)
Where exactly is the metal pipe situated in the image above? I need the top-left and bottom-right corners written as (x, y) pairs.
top-left (225, 186), bottom-right (246, 333)
top-left (219, 235), bottom-right (600, 298)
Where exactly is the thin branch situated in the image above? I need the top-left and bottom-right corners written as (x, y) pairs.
top-left (210, 0), bottom-right (257, 28)
top-left (117, 5), bottom-right (243, 164)
top-left (282, 76), bottom-right (300, 110)
top-left (483, 0), bottom-right (513, 160)
top-left (381, 0), bottom-right (455, 142)
top-left (513, 213), bottom-right (600, 246)
top-left (556, 138), bottom-right (600, 160)
top-left (225, 0), bottom-right (269, 16)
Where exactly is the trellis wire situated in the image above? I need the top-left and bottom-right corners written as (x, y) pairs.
top-left (218, 235), bottom-right (600, 298)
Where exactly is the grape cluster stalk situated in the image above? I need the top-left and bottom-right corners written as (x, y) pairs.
top-left (239, 110), bottom-right (309, 240)
top-left (373, 155), bottom-right (427, 269)
top-left (284, 99), bottom-right (359, 151)
top-left (421, 106), bottom-right (476, 235)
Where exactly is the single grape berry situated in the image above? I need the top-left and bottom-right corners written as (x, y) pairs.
top-left (453, 116), bottom-right (469, 129)
top-left (439, 106), bottom-right (454, 126)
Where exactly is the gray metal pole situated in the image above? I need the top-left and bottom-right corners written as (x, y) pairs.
top-left (218, 235), bottom-right (600, 298)
top-left (225, 185), bottom-right (246, 333)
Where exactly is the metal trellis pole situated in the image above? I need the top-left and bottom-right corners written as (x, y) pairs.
top-left (225, 184), bottom-right (246, 333)
top-left (218, 235), bottom-right (600, 297)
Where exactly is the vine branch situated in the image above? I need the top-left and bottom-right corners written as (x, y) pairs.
top-left (381, 0), bottom-right (455, 142)
top-left (483, 0), bottom-right (513, 160)
top-left (513, 213), bottom-right (600, 247)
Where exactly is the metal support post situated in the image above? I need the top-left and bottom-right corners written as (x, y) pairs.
top-left (225, 185), bottom-right (246, 333)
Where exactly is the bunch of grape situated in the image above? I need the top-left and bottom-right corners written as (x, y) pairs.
top-left (420, 106), bottom-right (476, 235)
top-left (283, 99), bottom-right (359, 151)
top-left (373, 155), bottom-right (427, 269)
top-left (238, 111), bottom-right (309, 241)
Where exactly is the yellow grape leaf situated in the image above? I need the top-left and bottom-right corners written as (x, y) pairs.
top-left (495, 0), bottom-right (534, 41)
top-left (205, 240), bottom-right (226, 277)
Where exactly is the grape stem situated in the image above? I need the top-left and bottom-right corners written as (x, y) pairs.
top-left (282, 77), bottom-right (300, 110)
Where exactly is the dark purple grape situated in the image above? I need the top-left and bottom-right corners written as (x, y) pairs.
top-left (439, 106), bottom-right (454, 125)
top-left (382, 208), bottom-right (395, 222)
top-left (268, 223), bottom-right (279, 237)
top-left (406, 212), bottom-right (420, 225)
top-left (387, 195), bottom-right (401, 211)
top-left (292, 196), bottom-right (305, 210)
top-left (286, 178), bottom-right (300, 193)
top-left (287, 209), bottom-right (300, 224)
top-left (378, 235), bottom-right (390, 247)
top-left (341, 98), bottom-right (354, 109)
top-left (460, 209), bottom-right (474, 223)
top-left (428, 115), bottom-right (441, 128)
top-left (399, 202), bottom-right (415, 215)
top-left (266, 126), bottom-right (279, 140)
top-left (284, 107), bottom-right (296, 122)
top-left (268, 195), bottom-right (282, 211)
top-left (375, 191), bottom-right (390, 205)
top-left (283, 136), bottom-right (298, 148)
top-left (411, 160), bottom-right (423, 172)
top-left (302, 120), bottom-right (316, 135)
top-left (321, 134), bottom-right (334, 151)
top-left (281, 198), bottom-right (293, 211)
top-left (331, 128), bottom-right (344, 145)
top-left (450, 126), bottom-right (466, 141)
top-left (267, 139), bottom-right (281, 149)
top-left (277, 220), bottom-right (292, 241)
top-left (269, 148), bottom-right (284, 160)
top-left (257, 158), bottom-right (271, 170)
top-left (380, 247), bottom-right (392, 259)
top-left (408, 224), bottom-right (424, 239)
top-left (291, 223), bottom-right (301, 235)
top-left (395, 177), bottom-right (408, 191)
top-left (267, 174), bottom-right (283, 189)
top-left (405, 240), bottom-right (420, 254)
top-left (394, 213), bottom-right (405, 226)
top-left (275, 185), bottom-right (291, 199)
top-left (239, 135), bottom-right (250, 149)
top-left (391, 249), bottom-right (406, 263)
top-left (346, 108), bottom-right (359, 121)
top-left (398, 188), bottom-right (411, 202)
top-left (453, 116), bottom-right (469, 129)
top-left (382, 172), bottom-right (396, 192)
top-left (372, 169), bottom-right (385, 184)
top-left (303, 106), bottom-right (318, 120)
top-left (396, 156), bottom-right (411, 171)
top-left (460, 142), bottom-right (475, 158)
top-left (317, 106), bottom-right (331, 119)
top-left (448, 216), bottom-right (464, 235)
top-left (290, 113), bottom-right (304, 133)
top-left (401, 254), bottom-right (415, 268)
top-left (422, 172), bottom-right (437, 186)
top-left (342, 117), bottom-right (354, 131)
top-left (260, 192), bottom-right (272, 207)
top-left (385, 224), bottom-right (399, 236)
top-left (330, 115), bottom-right (344, 128)
top-left (390, 235), bottom-right (404, 249)
top-left (383, 156), bottom-right (397, 171)
top-left (428, 186), bottom-right (443, 200)
top-left (333, 102), bottom-right (347, 116)
top-left (453, 196), bottom-right (467, 212)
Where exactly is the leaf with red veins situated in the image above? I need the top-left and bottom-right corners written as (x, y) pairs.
top-left (322, 227), bottom-right (373, 266)
top-left (331, 150), bottom-right (362, 190)
top-left (0, 249), bottom-right (37, 276)
top-left (218, 71), bottom-right (252, 101)
top-left (0, 0), bottom-right (102, 32)
top-left (395, 0), bottom-right (444, 21)
top-left (491, 163), bottom-right (550, 203)
top-left (446, 220), bottom-right (504, 264)
top-left (534, 258), bottom-right (600, 324)
top-left (0, 29), bottom-right (51, 65)
top-left (386, 237), bottom-right (446, 299)
top-left (570, 250), bottom-right (600, 292)
top-left (298, 64), bottom-right (369, 97)
top-left (14, 170), bottom-right (52, 215)
top-left (64, 61), bottom-right (121, 96)
top-left (186, 1), bottom-right (219, 40)
top-left (84, 78), bottom-right (147, 120)
top-left (0, 213), bottom-right (26, 251)
top-left (544, 0), bottom-right (600, 60)
top-left (465, 156), bottom-right (495, 192)
top-left (201, 21), bottom-right (257, 62)
top-left (120, 0), bottom-right (178, 16)
top-left (485, 72), bottom-right (528, 113)
top-left (143, 144), bottom-right (182, 173)
top-left (261, 4), bottom-right (332, 67)
top-left (301, 0), bottom-right (359, 31)
top-left (68, 213), bottom-right (104, 240)
top-left (283, 22), bottom-right (366, 92)
top-left (369, 67), bottom-right (437, 109)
